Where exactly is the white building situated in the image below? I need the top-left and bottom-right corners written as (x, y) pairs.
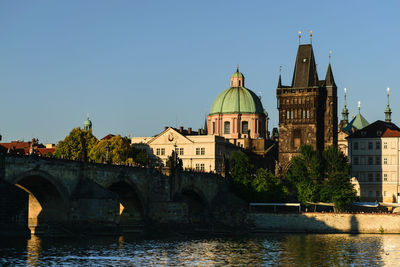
top-left (348, 120), bottom-right (400, 202)
top-left (131, 127), bottom-right (238, 173)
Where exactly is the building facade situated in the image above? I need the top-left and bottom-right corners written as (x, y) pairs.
top-left (131, 127), bottom-right (237, 173)
top-left (276, 43), bottom-right (338, 170)
top-left (208, 68), bottom-right (268, 147)
top-left (348, 120), bottom-right (400, 203)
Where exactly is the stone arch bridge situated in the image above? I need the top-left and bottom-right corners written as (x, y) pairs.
top-left (0, 153), bottom-right (237, 236)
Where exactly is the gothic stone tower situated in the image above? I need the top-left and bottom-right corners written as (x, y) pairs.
top-left (276, 44), bottom-right (337, 169)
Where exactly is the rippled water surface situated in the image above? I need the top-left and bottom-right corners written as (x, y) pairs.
top-left (1, 234), bottom-right (400, 266)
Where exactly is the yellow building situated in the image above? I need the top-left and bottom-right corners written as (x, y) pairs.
top-left (348, 120), bottom-right (400, 202)
top-left (131, 127), bottom-right (237, 172)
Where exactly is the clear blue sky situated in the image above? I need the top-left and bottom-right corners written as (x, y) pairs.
top-left (0, 1), bottom-right (399, 143)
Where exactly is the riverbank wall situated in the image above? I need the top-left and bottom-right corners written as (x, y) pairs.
top-left (247, 213), bottom-right (400, 234)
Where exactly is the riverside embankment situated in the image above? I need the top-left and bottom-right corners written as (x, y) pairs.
top-left (248, 213), bottom-right (400, 234)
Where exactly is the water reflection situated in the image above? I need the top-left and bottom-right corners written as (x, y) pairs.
top-left (1, 234), bottom-right (400, 266)
top-left (27, 236), bottom-right (42, 266)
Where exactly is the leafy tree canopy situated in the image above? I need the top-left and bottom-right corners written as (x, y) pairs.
top-left (287, 145), bottom-right (358, 211)
top-left (54, 128), bottom-right (98, 161)
top-left (89, 135), bottom-right (132, 164)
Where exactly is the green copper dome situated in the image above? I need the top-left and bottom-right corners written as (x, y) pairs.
top-left (210, 87), bottom-right (264, 115)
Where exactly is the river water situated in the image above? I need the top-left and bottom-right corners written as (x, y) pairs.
top-left (1, 234), bottom-right (400, 266)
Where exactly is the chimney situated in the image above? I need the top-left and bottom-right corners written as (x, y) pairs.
top-left (188, 127), bottom-right (192, 134)
top-left (179, 126), bottom-right (183, 133)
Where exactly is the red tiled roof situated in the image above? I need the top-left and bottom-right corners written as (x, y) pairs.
top-left (382, 128), bottom-right (400, 137)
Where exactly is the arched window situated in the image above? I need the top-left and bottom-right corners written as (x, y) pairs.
top-left (287, 110), bottom-right (290, 119)
top-left (242, 121), bottom-right (249, 134)
top-left (238, 81), bottom-right (241, 86)
top-left (224, 121), bottom-right (230, 134)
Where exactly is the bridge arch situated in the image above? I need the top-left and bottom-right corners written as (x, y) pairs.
top-left (175, 186), bottom-right (209, 225)
top-left (104, 178), bottom-right (146, 233)
top-left (12, 170), bottom-right (69, 234)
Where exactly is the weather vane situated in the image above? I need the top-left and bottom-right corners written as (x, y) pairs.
top-left (329, 50), bottom-right (332, 64)
top-left (309, 30), bottom-right (312, 44)
top-left (298, 31), bottom-right (301, 44)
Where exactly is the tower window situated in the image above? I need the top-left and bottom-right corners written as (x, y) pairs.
top-left (238, 81), bottom-right (241, 86)
top-left (224, 121), bottom-right (230, 134)
top-left (212, 122), bottom-right (215, 134)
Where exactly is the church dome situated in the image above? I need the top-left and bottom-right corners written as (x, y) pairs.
top-left (210, 87), bottom-right (264, 115)
top-left (210, 68), bottom-right (264, 115)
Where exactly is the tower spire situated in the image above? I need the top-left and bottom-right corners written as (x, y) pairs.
top-left (277, 66), bottom-right (282, 88)
top-left (341, 88), bottom-right (349, 124)
top-left (385, 87), bottom-right (392, 122)
top-left (358, 101), bottom-right (361, 114)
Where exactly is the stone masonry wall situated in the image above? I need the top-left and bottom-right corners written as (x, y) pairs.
top-left (248, 213), bottom-right (400, 233)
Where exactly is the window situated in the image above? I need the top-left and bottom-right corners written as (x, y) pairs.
top-left (291, 110), bottom-right (294, 119)
top-left (161, 148), bottom-right (165, 155)
top-left (384, 191), bottom-right (387, 197)
top-left (384, 174), bottom-right (388, 181)
top-left (196, 148), bottom-right (205, 155)
top-left (368, 191), bottom-right (373, 197)
top-left (277, 99), bottom-right (280, 108)
top-left (212, 122), bottom-right (215, 134)
top-left (375, 156), bottom-right (381, 165)
top-left (360, 142), bottom-right (365, 150)
top-left (178, 148), bottom-right (184, 155)
top-left (242, 121), bottom-right (249, 134)
top-left (376, 191), bottom-right (380, 197)
top-left (354, 142), bottom-right (359, 150)
top-left (376, 141), bottom-right (381, 150)
top-left (368, 173), bottom-right (373, 182)
top-left (375, 172), bottom-right (381, 181)
top-left (368, 142), bottom-right (373, 150)
top-left (156, 148), bottom-right (160, 155)
top-left (384, 158), bottom-right (388, 165)
top-left (287, 110), bottom-right (290, 119)
top-left (384, 142), bottom-right (388, 149)
top-left (368, 156), bottom-right (373, 165)
top-left (224, 121), bottom-right (230, 134)
top-left (195, 163), bottom-right (205, 171)
top-left (353, 156), bottom-right (359, 165)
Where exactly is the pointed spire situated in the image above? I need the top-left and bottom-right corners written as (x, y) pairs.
top-left (358, 101), bottom-right (361, 114)
top-left (385, 87), bottom-right (392, 122)
top-left (292, 44), bottom-right (319, 87)
top-left (341, 88), bottom-right (349, 124)
top-left (325, 52), bottom-right (336, 87)
top-left (277, 66), bottom-right (282, 88)
top-left (236, 64), bottom-right (239, 72)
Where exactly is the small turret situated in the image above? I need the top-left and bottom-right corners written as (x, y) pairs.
top-left (84, 113), bottom-right (92, 131)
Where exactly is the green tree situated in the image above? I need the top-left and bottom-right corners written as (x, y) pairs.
top-left (89, 135), bottom-right (132, 164)
top-left (286, 145), bottom-right (323, 204)
top-left (54, 128), bottom-right (98, 161)
top-left (287, 145), bottom-right (357, 211)
top-left (229, 150), bottom-right (253, 186)
top-left (252, 168), bottom-right (288, 202)
top-left (320, 146), bottom-right (357, 211)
